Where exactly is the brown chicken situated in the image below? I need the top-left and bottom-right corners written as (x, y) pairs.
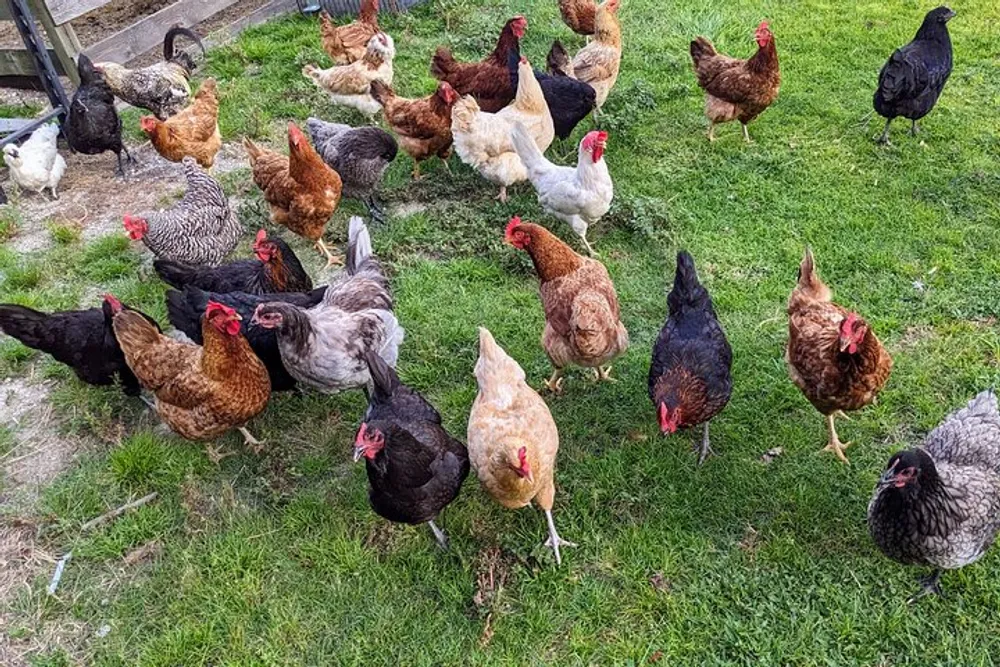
top-left (371, 80), bottom-right (459, 179)
top-left (786, 248), bottom-right (892, 463)
top-left (140, 78), bottom-right (221, 169)
top-left (430, 16), bottom-right (526, 113)
top-left (505, 217), bottom-right (629, 393)
top-left (569, 0), bottom-right (622, 110)
top-left (690, 21), bottom-right (781, 142)
top-left (244, 122), bottom-right (343, 267)
top-left (467, 327), bottom-right (575, 565)
top-left (112, 300), bottom-right (271, 462)
top-left (320, 0), bottom-right (380, 66)
top-left (558, 0), bottom-right (619, 36)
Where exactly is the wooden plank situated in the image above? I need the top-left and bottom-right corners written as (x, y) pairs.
top-left (43, 0), bottom-right (111, 26)
top-left (0, 47), bottom-right (67, 77)
top-left (83, 0), bottom-right (239, 64)
top-left (201, 0), bottom-right (298, 47)
top-left (29, 0), bottom-right (79, 84)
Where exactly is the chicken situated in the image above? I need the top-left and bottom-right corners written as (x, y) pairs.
top-left (0, 295), bottom-right (158, 397)
top-left (648, 252), bottom-right (733, 465)
top-left (95, 26), bottom-right (204, 120)
top-left (113, 299), bottom-right (271, 459)
top-left (2, 123), bottom-right (66, 199)
top-left (319, 0), bottom-right (380, 66)
top-left (873, 6), bottom-right (955, 144)
top-left (354, 351), bottom-right (470, 549)
top-left (467, 327), bottom-right (575, 564)
top-left (166, 285), bottom-right (326, 392)
top-left (868, 391), bottom-right (1000, 602)
top-left (786, 248), bottom-right (892, 463)
top-left (64, 54), bottom-right (133, 177)
top-left (570, 0), bottom-right (622, 111)
top-left (302, 33), bottom-right (395, 118)
top-left (244, 123), bottom-right (343, 267)
top-left (546, 40), bottom-right (575, 78)
top-left (690, 21), bottom-right (781, 142)
top-left (452, 57), bottom-right (555, 202)
top-left (140, 78), bottom-right (221, 169)
top-left (370, 80), bottom-right (458, 180)
top-left (510, 123), bottom-right (611, 255)
top-left (431, 16), bottom-right (526, 113)
top-left (508, 44), bottom-right (596, 141)
top-left (306, 117), bottom-right (397, 223)
top-left (558, 0), bottom-right (619, 36)
top-left (251, 217), bottom-right (403, 395)
top-left (155, 229), bottom-right (312, 295)
top-left (505, 218), bottom-right (628, 393)
top-left (123, 156), bottom-right (242, 266)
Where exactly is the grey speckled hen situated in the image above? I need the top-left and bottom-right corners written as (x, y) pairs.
top-left (867, 390), bottom-right (1000, 601)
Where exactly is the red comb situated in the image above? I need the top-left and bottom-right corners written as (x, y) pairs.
top-left (504, 216), bottom-right (522, 240)
top-left (254, 229), bottom-right (267, 244)
top-left (103, 294), bottom-right (122, 313)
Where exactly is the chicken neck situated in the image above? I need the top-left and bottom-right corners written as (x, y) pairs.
top-left (520, 224), bottom-right (583, 283)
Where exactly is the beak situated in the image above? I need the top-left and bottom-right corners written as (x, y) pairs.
top-left (944, 8), bottom-right (956, 20)
top-left (525, 470), bottom-right (534, 485)
top-left (353, 446), bottom-right (364, 462)
top-left (879, 466), bottom-right (897, 486)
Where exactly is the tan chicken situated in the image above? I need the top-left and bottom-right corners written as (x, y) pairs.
top-left (558, 0), bottom-right (619, 37)
top-left (244, 123), bottom-right (343, 267)
top-left (319, 0), bottom-right (380, 66)
top-left (303, 33), bottom-right (395, 118)
top-left (570, 0), bottom-right (622, 110)
top-left (505, 217), bottom-right (628, 393)
top-left (467, 327), bottom-right (575, 565)
top-left (140, 78), bottom-right (221, 169)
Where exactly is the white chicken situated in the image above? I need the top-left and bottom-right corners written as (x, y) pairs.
top-left (302, 32), bottom-right (395, 118)
top-left (510, 122), bottom-right (612, 256)
top-left (3, 124), bottom-right (67, 199)
top-left (452, 56), bottom-right (554, 202)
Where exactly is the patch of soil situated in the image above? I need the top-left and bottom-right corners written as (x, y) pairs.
top-left (72, 0), bottom-right (176, 48)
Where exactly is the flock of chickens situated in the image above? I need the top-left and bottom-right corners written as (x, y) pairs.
top-left (1, 0), bottom-right (997, 602)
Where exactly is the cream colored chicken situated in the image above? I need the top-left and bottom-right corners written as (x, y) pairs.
top-left (570, 0), bottom-right (622, 110)
top-left (467, 327), bottom-right (575, 565)
top-left (302, 32), bottom-right (395, 118)
top-left (452, 56), bottom-right (554, 202)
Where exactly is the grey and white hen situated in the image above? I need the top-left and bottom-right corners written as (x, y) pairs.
top-left (305, 118), bottom-right (397, 224)
top-left (868, 390), bottom-right (1000, 601)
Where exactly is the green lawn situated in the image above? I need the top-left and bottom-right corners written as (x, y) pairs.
top-left (4, 0), bottom-right (1000, 664)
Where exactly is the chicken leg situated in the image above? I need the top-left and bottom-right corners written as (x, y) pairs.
top-left (907, 569), bottom-right (943, 604)
top-left (315, 239), bottom-right (344, 269)
top-left (542, 509), bottom-right (576, 566)
top-left (696, 421), bottom-right (715, 466)
top-left (821, 413), bottom-right (852, 464)
top-left (411, 160), bottom-right (422, 180)
top-left (543, 367), bottom-right (565, 394)
top-left (365, 196), bottom-right (387, 226)
top-left (707, 122), bottom-right (716, 142)
top-left (741, 123), bottom-right (751, 143)
top-left (427, 519), bottom-right (450, 550)
top-left (877, 118), bottom-right (892, 145)
top-left (592, 366), bottom-right (616, 383)
top-left (497, 186), bottom-right (508, 203)
top-left (205, 444), bottom-right (235, 465)
top-left (239, 426), bottom-right (266, 455)
top-left (910, 119), bottom-right (920, 136)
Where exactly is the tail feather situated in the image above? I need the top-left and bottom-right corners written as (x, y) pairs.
top-left (163, 25), bottom-right (204, 62)
top-left (474, 327), bottom-right (526, 388)
top-left (547, 40), bottom-right (574, 78)
top-left (112, 309), bottom-right (163, 353)
top-left (0, 304), bottom-right (50, 350)
top-left (667, 250), bottom-right (709, 312)
top-left (430, 47), bottom-right (457, 80)
top-left (346, 216), bottom-right (373, 276)
top-left (365, 348), bottom-right (399, 402)
top-left (689, 36), bottom-right (717, 67)
top-left (375, 311), bottom-right (404, 369)
top-left (165, 289), bottom-right (204, 342)
top-left (243, 136), bottom-right (263, 163)
top-left (154, 259), bottom-right (200, 290)
top-left (510, 121), bottom-right (546, 177)
top-left (369, 79), bottom-right (394, 107)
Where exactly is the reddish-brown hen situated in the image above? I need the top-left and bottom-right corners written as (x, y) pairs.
top-left (320, 0), bottom-right (380, 66)
top-left (141, 78), bottom-right (221, 168)
top-left (371, 80), bottom-right (459, 179)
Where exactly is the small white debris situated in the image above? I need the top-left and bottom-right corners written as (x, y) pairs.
top-left (96, 624), bottom-right (111, 638)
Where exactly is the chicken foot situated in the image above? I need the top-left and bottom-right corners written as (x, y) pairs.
top-left (114, 146), bottom-right (136, 179)
top-left (876, 118), bottom-right (892, 145)
top-left (696, 421), bottom-right (715, 466)
top-left (910, 120), bottom-right (920, 136)
top-left (496, 186), bottom-right (508, 203)
top-left (427, 519), bottom-right (450, 550)
top-left (707, 122), bottom-right (716, 142)
top-left (907, 569), bottom-right (943, 604)
top-left (741, 123), bottom-right (751, 143)
top-left (821, 413), bottom-right (852, 464)
top-left (542, 509), bottom-right (576, 566)
top-left (591, 366), bottom-right (616, 383)
top-left (315, 239), bottom-right (345, 269)
top-left (365, 196), bottom-right (387, 226)
top-left (579, 233), bottom-right (598, 257)
top-left (205, 444), bottom-right (235, 465)
top-left (239, 426), bottom-right (266, 455)
top-left (543, 368), bottom-right (565, 394)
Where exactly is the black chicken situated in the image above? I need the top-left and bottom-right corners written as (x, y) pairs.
top-left (546, 40), bottom-right (575, 78)
top-left (64, 54), bottom-right (133, 177)
top-left (508, 46), bottom-right (596, 141)
top-left (305, 118), bottom-right (398, 224)
top-left (0, 295), bottom-right (159, 396)
top-left (648, 251), bottom-right (733, 465)
top-left (165, 285), bottom-right (326, 391)
top-left (353, 350), bottom-right (470, 549)
top-left (154, 230), bottom-right (312, 295)
top-left (873, 6), bottom-right (955, 144)
top-left (868, 391), bottom-right (1000, 602)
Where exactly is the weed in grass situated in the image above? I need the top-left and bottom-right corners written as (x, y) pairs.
top-left (0, 204), bottom-right (19, 241)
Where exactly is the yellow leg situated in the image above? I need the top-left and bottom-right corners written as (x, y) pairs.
top-left (742, 123), bottom-right (751, 143)
top-left (592, 366), bottom-right (616, 382)
top-left (315, 239), bottom-right (344, 269)
top-left (707, 122), bottom-right (716, 142)
top-left (543, 368), bottom-right (564, 394)
top-left (821, 413), bottom-right (852, 464)
top-left (412, 160), bottom-right (422, 180)
top-left (205, 444), bottom-right (235, 465)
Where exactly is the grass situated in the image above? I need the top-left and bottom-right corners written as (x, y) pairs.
top-left (2, 0), bottom-right (1000, 663)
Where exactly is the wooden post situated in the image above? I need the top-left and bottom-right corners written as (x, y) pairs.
top-left (29, 0), bottom-right (80, 84)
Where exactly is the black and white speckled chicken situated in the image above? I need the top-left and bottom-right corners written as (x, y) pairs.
top-left (95, 26), bottom-right (205, 120)
top-left (305, 117), bottom-right (397, 223)
top-left (123, 156), bottom-right (242, 266)
top-left (868, 390), bottom-right (1000, 601)
top-left (64, 54), bottom-right (133, 177)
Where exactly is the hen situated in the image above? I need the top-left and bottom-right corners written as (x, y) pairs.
top-left (64, 54), bottom-right (133, 177)
top-left (354, 351), bottom-right (470, 549)
top-left (0, 295), bottom-right (158, 397)
top-left (123, 156), bottom-right (242, 266)
top-left (2, 123), bottom-right (66, 199)
top-left (251, 217), bottom-right (403, 395)
top-left (431, 16), bottom-right (526, 113)
top-left (786, 248), bottom-right (892, 463)
top-left (468, 327), bottom-right (575, 564)
top-left (141, 78), bottom-right (221, 169)
top-left (370, 80), bottom-right (458, 180)
top-left (546, 40), bottom-right (575, 78)
top-left (511, 123), bottom-right (610, 255)
top-left (319, 0), bottom-right (380, 66)
top-left (303, 33), bottom-right (395, 118)
top-left (95, 26), bottom-right (204, 120)
top-left (873, 6), bottom-right (955, 144)
top-left (505, 218), bottom-right (628, 393)
top-left (690, 21), bottom-right (780, 142)
top-left (508, 44), bottom-right (595, 141)
top-left (244, 123), bottom-right (343, 267)
top-left (114, 299), bottom-right (271, 459)
top-left (570, 0), bottom-right (622, 111)
top-left (452, 57), bottom-right (555, 202)
top-left (155, 229), bottom-right (311, 295)
top-left (306, 117), bottom-right (397, 223)
top-left (868, 391), bottom-right (1000, 602)
top-left (166, 285), bottom-right (326, 392)
top-left (648, 251), bottom-right (732, 465)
